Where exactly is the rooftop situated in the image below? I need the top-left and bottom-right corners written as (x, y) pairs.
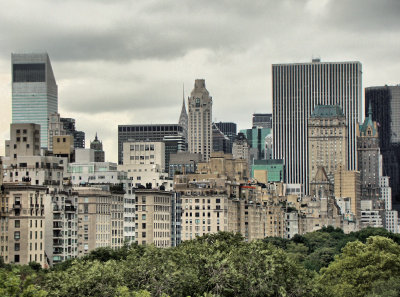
top-left (310, 105), bottom-right (344, 118)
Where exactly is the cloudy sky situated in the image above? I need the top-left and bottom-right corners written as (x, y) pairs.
top-left (0, 0), bottom-right (399, 162)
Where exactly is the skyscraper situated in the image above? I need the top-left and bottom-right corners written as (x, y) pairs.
top-left (357, 104), bottom-right (380, 200)
top-left (118, 124), bottom-right (184, 165)
top-left (12, 53), bottom-right (58, 149)
top-left (178, 96), bottom-right (188, 143)
top-left (252, 113), bottom-right (272, 129)
top-left (365, 85), bottom-right (400, 205)
top-left (212, 123), bottom-right (230, 154)
top-left (272, 59), bottom-right (362, 194)
top-left (215, 122), bottom-right (237, 153)
top-left (188, 79), bottom-right (212, 161)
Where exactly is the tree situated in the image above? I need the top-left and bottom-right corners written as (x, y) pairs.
top-left (44, 260), bottom-right (126, 297)
top-left (316, 236), bottom-right (400, 297)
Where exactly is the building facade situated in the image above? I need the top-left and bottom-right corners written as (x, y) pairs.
top-left (134, 189), bottom-right (173, 247)
top-left (215, 122), bottom-right (237, 153)
top-left (308, 105), bottom-right (348, 185)
top-left (118, 124), bottom-right (183, 165)
top-left (334, 165), bottom-right (361, 221)
top-left (357, 105), bottom-right (380, 200)
top-left (365, 85), bottom-right (400, 206)
top-left (188, 79), bottom-right (213, 161)
top-left (60, 118), bottom-right (85, 149)
top-left (240, 127), bottom-right (271, 161)
top-left (273, 60), bottom-right (362, 194)
top-left (0, 184), bottom-right (48, 266)
top-left (212, 123), bottom-right (230, 154)
top-left (12, 53), bottom-right (58, 149)
top-left (252, 113), bottom-right (272, 129)
top-left (90, 134), bottom-right (105, 162)
top-left (48, 113), bottom-right (66, 151)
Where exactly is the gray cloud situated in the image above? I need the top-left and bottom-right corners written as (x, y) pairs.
top-left (0, 0), bottom-right (400, 161)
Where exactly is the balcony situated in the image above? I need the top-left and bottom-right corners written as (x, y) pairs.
top-left (12, 203), bottom-right (21, 209)
top-left (65, 206), bottom-right (76, 212)
top-left (53, 231), bottom-right (63, 238)
top-left (53, 239), bottom-right (64, 246)
top-left (53, 222), bottom-right (63, 229)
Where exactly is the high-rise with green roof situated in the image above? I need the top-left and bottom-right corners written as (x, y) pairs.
top-left (12, 53), bottom-right (58, 149)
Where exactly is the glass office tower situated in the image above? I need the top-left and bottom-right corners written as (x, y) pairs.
top-left (365, 86), bottom-right (400, 206)
top-left (12, 53), bottom-right (58, 149)
top-left (272, 60), bottom-right (362, 195)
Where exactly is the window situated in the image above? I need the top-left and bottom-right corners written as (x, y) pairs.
top-left (14, 231), bottom-right (20, 240)
top-left (14, 220), bottom-right (20, 228)
top-left (14, 243), bottom-right (20, 251)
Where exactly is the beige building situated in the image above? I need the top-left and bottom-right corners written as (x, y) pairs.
top-left (196, 152), bottom-right (249, 182)
top-left (74, 187), bottom-right (122, 256)
top-left (0, 184), bottom-right (48, 267)
top-left (334, 165), bottom-right (361, 220)
top-left (53, 135), bottom-right (74, 162)
top-left (2, 155), bottom-right (67, 187)
top-left (8, 123), bottom-right (41, 159)
top-left (134, 189), bottom-right (172, 247)
top-left (174, 152), bottom-right (266, 242)
top-left (122, 141), bottom-right (165, 168)
top-left (308, 105), bottom-right (348, 186)
top-left (111, 191), bottom-right (125, 249)
top-left (188, 79), bottom-right (213, 161)
top-left (48, 113), bottom-right (67, 151)
top-left (119, 141), bottom-right (171, 189)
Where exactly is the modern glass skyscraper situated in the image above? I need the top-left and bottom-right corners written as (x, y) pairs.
top-left (365, 86), bottom-right (400, 205)
top-left (12, 53), bottom-right (58, 149)
top-left (272, 59), bottom-right (362, 194)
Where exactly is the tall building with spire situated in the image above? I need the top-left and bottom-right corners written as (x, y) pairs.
top-left (178, 87), bottom-right (188, 143)
top-left (188, 79), bottom-right (213, 161)
top-left (357, 104), bottom-right (380, 200)
top-left (12, 53), bottom-right (58, 149)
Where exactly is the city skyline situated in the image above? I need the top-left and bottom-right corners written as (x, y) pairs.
top-left (0, 0), bottom-right (400, 162)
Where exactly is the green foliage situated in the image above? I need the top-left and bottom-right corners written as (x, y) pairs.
top-left (1, 228), bottom-right (399, 297)
top-left (0, 267), bottom-right (47, 297)
top-left (44, 260), bottom-right (126, 297)
top-left (316, 236), bottom-right (400, 297)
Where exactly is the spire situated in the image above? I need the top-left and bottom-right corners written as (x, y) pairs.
top-left (95, 132), bottom-right (98, 141)
top-left (179, 84), bottom-right (188, 142)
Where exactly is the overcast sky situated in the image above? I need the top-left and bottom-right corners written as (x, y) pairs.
top-left (0, 0), bottom-right (399, 162)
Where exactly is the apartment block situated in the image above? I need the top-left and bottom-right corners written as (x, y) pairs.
top-left (48, 113), bottom-right (66, 151)
top-left (44, 188), bottom-right (78, 266)
top-left (0, 184), bottom-right (48, 267)
top-left (334, 166), bottom-right (361, 221)
top-left (75, 187), bottom-right (113, 256)
top-left (134, 189), bottom-right (172, 247)
top-left (9, 123), bottom-right (41, 158)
